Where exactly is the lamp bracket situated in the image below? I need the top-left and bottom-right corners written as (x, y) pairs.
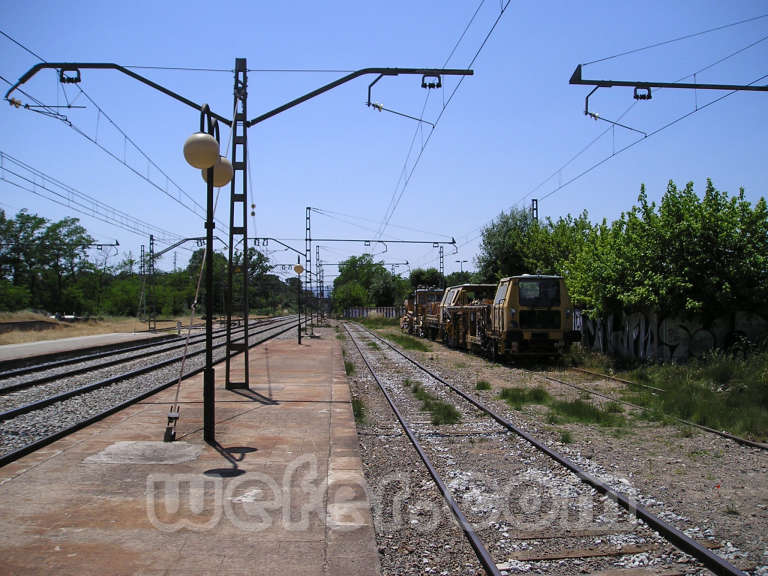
top-left (58, 67), bottom-right (81, 84)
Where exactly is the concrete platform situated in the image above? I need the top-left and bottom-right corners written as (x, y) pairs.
top-left (0, 328), bottom-right (380, 576)
top-left (0, 331), bottom-right (173, 363)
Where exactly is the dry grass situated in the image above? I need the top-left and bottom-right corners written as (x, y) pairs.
top-left (0, 312), bottom-right (187, 345)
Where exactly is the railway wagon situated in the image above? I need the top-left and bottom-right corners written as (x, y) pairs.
top-left (468, 274), bottom-right (580, 358)
top-left (400, 287), bottom-right (443, 336)
top-left (438, 284), bottom-right (497, 348)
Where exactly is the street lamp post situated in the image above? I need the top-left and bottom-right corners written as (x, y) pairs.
top-left (294, 258), bottom-right (304, 344)
top-left (456, 259), bottom-right (468, 273)
top-left (183, 104), bottom-right (233, 444)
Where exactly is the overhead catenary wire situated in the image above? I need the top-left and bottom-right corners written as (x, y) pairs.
top-left (376, 0), bottom-right (511, 239)
top-left (312, 207), bottom-right (453, 240)
top-left (451, 30), bottom-right (768, 254)
top-left (539, 72), bottom-right (768, 201)
top-left (1, 29), bottom-right (230, 235)
top-left (0, 150), bottom-right (183, 244)
top-left (375, 0), bottom-right (487, 239)
top-left (582, 12), bottom-right (768, 67)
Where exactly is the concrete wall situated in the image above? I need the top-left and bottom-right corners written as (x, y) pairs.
top-left (581, 311), bottom-right (768, 361)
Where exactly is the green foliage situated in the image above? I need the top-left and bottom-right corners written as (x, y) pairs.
top-left (344, 360), bottom-right (355, 375)
top-left (409, 381), bottom-right (461, 425)
top-left (475, 380), bottom-right (492, 390)
top-left (358, 317), bottom-right (399, 329)
top-left (560, 430), bottom-right (574, 444)
top-left (383, 332), bottom-right (431, 351)
top-left (548, 399), bottom-right (626, 427)
top-left (564, 180), bottom-right (768, 319)
top-left (499, 386), bottom-right (550, 409)
top-left (332, 254), bottom-right (410, 312)
top-left (409, 267), bottom-right (444, 288)
top-left (0, 210), bottom-right (93, 312)
top-left (351, 396), bottom-right (366, 424)
top-left (445, 271), bottom-right (472, 287)
top-left (0, 210), bottom-right (303, 317)
top-left (476, 181), bottom-right (768, 325)
top-left (624, 350), bottom-right (768, 440)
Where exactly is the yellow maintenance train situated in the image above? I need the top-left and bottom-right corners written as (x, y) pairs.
top-left (402, 275), bottom-right (580, 359)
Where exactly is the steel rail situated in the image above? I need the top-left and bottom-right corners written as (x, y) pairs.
top-left (0, 316), bottom-right (292, 378)
top-left (344, 324), bottom-right (501, 576)
top-left (0, 318), bottom-right (297, 422)
top-left (570, 367), bottom-right (666, 393)
top-left (356, 323), bottom-right (748, 576)
top-left (0, 317), bottom-right (289, 394)
top-left (0, 323), bottom-right (225, 378)
top-left (0, 320), bottom-right (300, 468)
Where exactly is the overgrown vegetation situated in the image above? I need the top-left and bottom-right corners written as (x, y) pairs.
top-left (620, 350), bottom-right (768, 440)
top-left (499, 385), bottom-right (626, 428)
top-left (351, 396), bottom-right (366, 424)
top-left (406, 379), bottom-right (461, 425)
top-left (344, 360), bottom-right (355, 376)
top-left (476, 180), bottom-right (768, 323)
top-left (358, 317), bottom-right (400, 329)
top-left (499, 386), bottom-right (550, 409)
top-left (475, 380), bottom-right (492, 390)
top-left (383, 332), bottom-right (431, 352)
top-left (548, 399), bottom-right (626, 427)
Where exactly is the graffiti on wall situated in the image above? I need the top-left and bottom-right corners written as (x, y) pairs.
top-left (581, 311), bottom-right (768, 361)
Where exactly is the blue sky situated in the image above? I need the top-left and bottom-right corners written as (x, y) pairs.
top-left (2, 1), bottom-right (766, 288)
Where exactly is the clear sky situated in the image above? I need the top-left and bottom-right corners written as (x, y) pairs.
top-left (2, 1), bottom-right (766, 289)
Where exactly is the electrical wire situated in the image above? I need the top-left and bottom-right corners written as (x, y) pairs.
top-left (376, 2), bottom-right (487, 239)
top-left (124, 65), bottom-right (233, 72)
top-left (376, 0), bottom-right (511, 238)
top-left (247, 68), bottom-right (356, 73)
top-left (67, 85), bottom-right (230, 232)
top-left (312, 207), bottom-right (453, 240)
top-left (539, 72), bottom-right (768, 201)
top-left (0, 151), bottom-right (183, 244)
top-left (454, 30), bottom-right (768, 249)
top-left (582, 13), bottom-right (768, 67)
top-left (1, 29), bottom-right (230, 235)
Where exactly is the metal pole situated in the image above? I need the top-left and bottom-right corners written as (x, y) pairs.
top-left (203, 109), bottom-right (217, 444)
top-left (297, 256), bottom-right (302, 345)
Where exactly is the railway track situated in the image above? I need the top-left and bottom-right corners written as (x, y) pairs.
top-left (344, 322), bottom-right (748, 576)
top-left (0, 315), bottom-right (301, 465)
top-left (0, 316), bottom-right (290, 397)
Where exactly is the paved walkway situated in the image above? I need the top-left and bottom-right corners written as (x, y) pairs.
top-left (0, 329), bottom-right (379, 576)
top-left (0, 331), bottom-right (172, 363)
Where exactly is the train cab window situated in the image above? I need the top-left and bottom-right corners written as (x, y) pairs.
top-left (519, 279), bottom-right (560, 307)
top-left (442, 288), bottom-right (458, 306)
top-left (494, 281), bottom-right (509, 304)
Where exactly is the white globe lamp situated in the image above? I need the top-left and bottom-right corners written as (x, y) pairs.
top-left (183, 132), bottom-right (219, 169)
top-left (201, 155), bottom-right (234, 187)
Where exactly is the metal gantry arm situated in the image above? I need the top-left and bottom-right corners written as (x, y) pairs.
top-left (250, 237), bottom-right (305, 259)
top-left (247, 68), bottom-right (472, 127)
top-left (150, 236), bottom-right (228, 261)
top-left (569, 63), bottom-right (768, 117)
top-left (4, 62), bottom-right (233, 126)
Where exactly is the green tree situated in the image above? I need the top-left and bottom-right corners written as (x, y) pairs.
top-left (475, 207), bottom-right (536, 282)
top-left (409, 267), bottom-right (444, 288)
top-left (332, 254), bottom-right (406, 312)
